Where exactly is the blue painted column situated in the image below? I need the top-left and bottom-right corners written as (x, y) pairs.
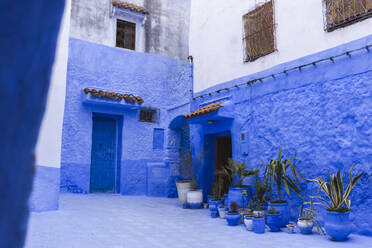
top-left (0, 1), bottom-right (65, 247)
top-left (189, 123), bottom-right (207, 200)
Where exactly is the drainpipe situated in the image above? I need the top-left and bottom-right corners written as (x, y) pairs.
top-left (187, 55), bottom-right (194, 100)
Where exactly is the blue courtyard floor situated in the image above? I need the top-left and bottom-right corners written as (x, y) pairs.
top-left (25, 194), bottom-right (372, 248)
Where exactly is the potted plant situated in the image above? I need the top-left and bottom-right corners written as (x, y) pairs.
top-left (218, 205), bottom-right (228, 219)
top-left (209, 203), bottom-right (219, 218)
top-left (298, 198), bottom-right (325, 235)
top-left (253, 215), bottom-right (265, 234)
top-left (306, 165), bottom-right (364, 241)
top-left (176, 151), bottom-right (204, 208)
top-left (243, 214), bottom-right (254, 231)
top-left (266, 208), bottom-right (281, 232)
top-left (175, 151), bottom-right (194, 207)
top-left (187, 189), bottom-right (203, 209)
top-left (226, 202), bottom-right (241, 226)
top-left (265, 147), bottom-right (305, 227)
top-left (208, 180), bottom-right (223, 217)
top-left (238, 189), bottom-right (253, 223)
top-left (186, 152), bottom-right (205, 209)
top-left (226, 159), bottom-right (258, 210)
top-left (252, 173), bottom-right (268, 218)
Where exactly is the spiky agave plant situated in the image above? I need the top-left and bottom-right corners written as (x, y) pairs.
top-left (253, 173), bottom-right (268, 209)
top-left (305, 165), bottom-right (364, 213)
top-left (265, 147), bottom-right (305, 203)
top-left (227, 158), bottom-right (259, 187)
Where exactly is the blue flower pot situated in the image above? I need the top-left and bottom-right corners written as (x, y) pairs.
top-left (297, 218), bottom-right (314, 234)
top-left (269, 201), bottom-right (290, 227)
top-left (209, 202), bottom-right (219, 218)
top-left (253, 217), bottom-right (265, 233)
top-left (208, 199), bottom-right (221, 206)
top-left (189, 203), bottom-right (202, 209)
top-left (210, 209), bottom-right (219, 218)
top-left (324, 210), bottom-right (352, 241)
top-left (226, 212), bottom-right (241, 226)
top-left (228, 187), bottom-right (251, 210)
top-left (267, 213), bottom-right (281, 232)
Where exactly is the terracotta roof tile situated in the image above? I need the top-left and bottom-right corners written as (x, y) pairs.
top-left (84, 88), bottom-right (144, 104)
top-left (185, 101), bottom-right (224, 119)
top-left (112, 1), bottom-right (149, 14)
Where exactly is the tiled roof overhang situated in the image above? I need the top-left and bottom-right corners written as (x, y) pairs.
top-left (184, 101), bottom-right (224, 119)
top-left (83, 88), bottom-right (144, 104)
top-left (112, 1), bottom-right (149, 14)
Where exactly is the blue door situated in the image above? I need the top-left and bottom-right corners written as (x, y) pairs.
top-left (90, 116), bottom-right (117, 192)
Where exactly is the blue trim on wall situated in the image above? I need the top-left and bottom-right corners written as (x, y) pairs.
top-left (29, 165), bottom-right (60, 212)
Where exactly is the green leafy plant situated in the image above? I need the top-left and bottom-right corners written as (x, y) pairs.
top-left (211, 174), bottom-right (225, 200)
top-left (305, 165), bottom-right (364, 213)
top-left (299, 198), bottom-right (325, 235)
top-left (214, 166), bottom-right (234, 198)
top-left (227, 158), bottom-right (258, 187)
top-left (265, 147), bottom-right (304, 203)
top-left (253, 173), bottom-right (268, 209)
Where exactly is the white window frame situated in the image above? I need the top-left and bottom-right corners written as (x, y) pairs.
top-left (111, 5), bottom-right (147, 52)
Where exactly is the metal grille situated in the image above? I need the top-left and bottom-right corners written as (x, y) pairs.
top-left (139, 109), bottom-right (157, 123)
top-left (116, 19), bottom-right (136, 50)
top-left (324, 0), bottom-right (372, 31)
top-left (243, 0), bottom-right (276, 62)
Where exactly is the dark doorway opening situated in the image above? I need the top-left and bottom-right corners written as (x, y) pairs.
top-left (215, 135), bottom-right (232, 175)
top-left (90, 116), bottom-right (117, 193)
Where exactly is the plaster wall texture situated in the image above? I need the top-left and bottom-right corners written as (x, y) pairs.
top-left (189, 35), bottom-right (372, 236)
top-left (189, 0), bottom-right (372, 91)
top-left (61, 38), bottom-right (191, 196)
top-left (35, 0), bottom-right (71, 168)
top-left (70, 0), bottom-right (190, 60)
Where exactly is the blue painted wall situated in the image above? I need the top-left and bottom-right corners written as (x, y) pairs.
top-left (190, 35), bottom-right (372, 236)
top-left (29, 166), bottom-right (60, 212)
top-left (61, 38), bottom-right (192, 197)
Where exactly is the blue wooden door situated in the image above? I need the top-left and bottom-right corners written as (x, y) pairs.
top-left (90, 116), bottom-right (116, 192)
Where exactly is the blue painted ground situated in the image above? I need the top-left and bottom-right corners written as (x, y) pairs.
top-left (25, 194), bottom-right (372, 248)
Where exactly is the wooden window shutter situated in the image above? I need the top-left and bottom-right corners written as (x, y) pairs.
top-left (243, 1), bottom-right (275, 62)
top-left (326, 0), bottom-right (372, 31)
top-left (116, 20), bottom-right (136, 50)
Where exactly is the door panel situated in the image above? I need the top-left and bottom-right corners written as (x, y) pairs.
top-left (215, 135), bottom-right (232, 172)
top-left (90, 116), bottom-right (116, 192)
top-left (215, 135), bottom-right (232, 195)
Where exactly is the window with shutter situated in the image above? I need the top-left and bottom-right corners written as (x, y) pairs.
top-left (325, 0), bottom-right (372, 32)
top-left (242, 1), bottom-right (275, 62)
top-left (139, 108), bottom-right (157, 123)
top-left (116, 19), bottom-right (136, 50)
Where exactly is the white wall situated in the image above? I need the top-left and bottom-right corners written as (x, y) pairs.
top-left (69, 0), bottom-right (146, 51)
top-left (189, 0), bottom-right (372, 92)
top-left (35, 0), bottom-right (71, 168)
